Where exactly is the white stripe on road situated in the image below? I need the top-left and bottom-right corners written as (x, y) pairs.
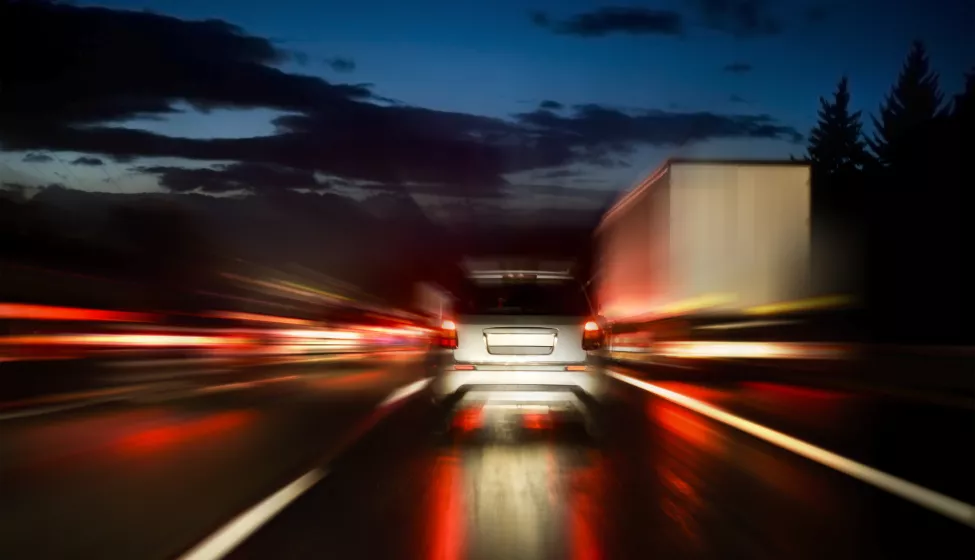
top-left (178, 468), bottom-right (327, 560)
top-left (607, 370), bottom-right (975, 528)
top-left (378, 377), bottom-right (432, 408)
top-left (178, 377), bottom-right (433, 560)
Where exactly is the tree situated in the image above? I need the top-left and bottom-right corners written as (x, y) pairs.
top-left (805, 77), bottom-right (871, 306)
top-left (807, 76), bottom-right (869, 178)
top-left (867, 41), bottom-right (945, 169)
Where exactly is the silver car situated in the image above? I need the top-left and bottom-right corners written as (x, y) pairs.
top-left (430, 269), bottom-right (606, 411)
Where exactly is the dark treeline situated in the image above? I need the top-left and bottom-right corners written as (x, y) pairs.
top-left (805, 41), bottom-right (973, 344)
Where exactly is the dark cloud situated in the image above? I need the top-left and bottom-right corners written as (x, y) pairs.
top-left (539, 100), bottom-right (564, 110)
top-left (514, 183), bottom-right (617, 205)
top-left (325, 57), bottom-right (356, 73)
top-left (139, 162), bottom-right (324, 193)
top-left (0, 2), bottom-right (522, 197)
top-left (72, 156), bottom-right (104, 166)
top-left (690, 0), bottom-right (782, 37)
top-left (3, 1), bottom-right (371, 129)
top-left (535, 168), bottom-right (581, 179)
top-left (531, 7), bottom-right (683, 37)
top-left (724, 62), bottom-right (753, 73)
top-left (516, 103), bottom-right (803, 149)
top-left (2, 2), bottom-right (802, 200)
top-left (22, 153), bottom-right (53, 163)
top-left (729, 94), bottom-right (749, 103)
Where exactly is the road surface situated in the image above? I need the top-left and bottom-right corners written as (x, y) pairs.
top-left (1, 358), bottom-right (972, 559)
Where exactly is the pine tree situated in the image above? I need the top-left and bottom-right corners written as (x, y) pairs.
top-left (806, 76), bottom-right (868, 178)
top-left (868, 41), bottom-right (945, 168)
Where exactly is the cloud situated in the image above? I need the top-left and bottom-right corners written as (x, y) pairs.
top-left (0, 2), bottom-right (524, 197)
top-left (531, 7), bottom-right (683, 37)
top-left (724, 62), bottom-right (753, 73)
top-left (535, 168), bottom-right (581, 179)
top-left (539, 100), bottom-right (564, 110)
top-left (690, 0), bottom-right (782, 37)
top-left (2, 2), bottom-right (802, 201)
top-left (516, 103), bottom-right (803, 149)
top-left (72, 156), bottom-right (104, 166)
top-left (514, 183), bottom-right (617, 203)
top-left (3, 1), bottom-right (371, 130)
top-left (22, 153), bottom-right (53, 163)
top-left (729, 94), bottom-right (749, 103)
top-left (325, 57), bottom-right (356, 73)
top-left (139, 162), bottom-right (325, 193)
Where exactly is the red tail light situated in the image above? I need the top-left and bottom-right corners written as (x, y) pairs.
top-left (582, 320), bottom-right (603, 351)
top-left (438, 320), bottom-right (458, 349)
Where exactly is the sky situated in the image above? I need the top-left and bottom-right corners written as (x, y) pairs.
top-left (2, 0), bottom-right (972, 224)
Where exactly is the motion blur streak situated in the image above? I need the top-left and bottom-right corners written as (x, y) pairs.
top-left (653, 341), bottom-right (849, 359)
top-left (378, 377), bottom-right (433, 408)
top-left (429, 454), bottom-right (465, 560)
top-left (118, 411), bottom-right (252, 453)
top-left (0, 303), bottom-right (155, 322)
top-left (607, 370), bottom-right (975, 527)
top-left (0, 334), bottom-right (245, 347)
top-left (177, 468), bottom-right (328, 560)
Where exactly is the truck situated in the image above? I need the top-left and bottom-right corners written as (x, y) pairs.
top-left (593, 159), bottom-right (855, 364)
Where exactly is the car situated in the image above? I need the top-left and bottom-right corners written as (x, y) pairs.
top-left (429, 266), bottom-right (606, 415)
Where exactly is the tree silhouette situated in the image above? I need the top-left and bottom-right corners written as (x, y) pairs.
top-left (860, 43), bottom-right (972, 344)
top-left (867, 41), bottom-right (945, 169)
top-left (807, 77), bottom-right (869, 178)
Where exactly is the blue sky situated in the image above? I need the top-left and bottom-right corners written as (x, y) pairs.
top-left (2, 0), bottom-right (971, 219)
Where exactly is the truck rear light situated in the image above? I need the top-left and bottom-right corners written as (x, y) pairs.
top-left (452, 364), bottom-right (475, 370)
top-left (582, 320), bottom-right (603, 350)
top-left (565, 365), bottom-right (588, 371)
top-left (438, 320), bottom-right (458, 349)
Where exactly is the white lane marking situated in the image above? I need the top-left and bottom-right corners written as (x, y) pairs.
top-left (178, 468), bottom-right (327, 560)
top-left (378, 377), bottom-right (432, 408)
top-left (608, 370), bottom-right (975, 528)
top-left (178, 375), bottom-right (433, 559)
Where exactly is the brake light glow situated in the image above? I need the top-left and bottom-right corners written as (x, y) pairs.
top-left (438, 320), bottom-right (458, 349)
top-left (582, 320), bottom-right (603, 351)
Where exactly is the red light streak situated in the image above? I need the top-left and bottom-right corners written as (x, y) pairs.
top-left (118, 411), bottom-right (251, 453)
top-left (453, 407), bottom-right (483, 432)
top-left (429, 454), bottom-right (465, 560)
top-left (203, 311), bottom-right (315, 326)
top-left (0, 303), bottom-right (154, 322)
top-left (522, 412), bottom-right (551, 430)
top-left (0, 334), bottom-right (249, 348)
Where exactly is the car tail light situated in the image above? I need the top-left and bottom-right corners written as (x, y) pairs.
top-left (582, 320), bottom-right (603, 351)
top-left (438, 320), bottom-right (458, 349)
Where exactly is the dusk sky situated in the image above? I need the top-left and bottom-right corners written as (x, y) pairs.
top-left (2, 0), bottom-right (972, 224)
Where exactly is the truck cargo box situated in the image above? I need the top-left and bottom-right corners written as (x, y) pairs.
top-left (595, 159), bottom-right (812, 324)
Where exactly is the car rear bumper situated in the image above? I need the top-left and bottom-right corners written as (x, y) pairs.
top-left (432, 366), bottom-right (605, 402)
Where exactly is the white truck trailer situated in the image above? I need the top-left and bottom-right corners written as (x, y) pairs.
top-left (593, 159), bottom-right (849, 361)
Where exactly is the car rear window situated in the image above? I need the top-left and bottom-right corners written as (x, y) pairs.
top-left (461, 282), bottom-right (591, 315)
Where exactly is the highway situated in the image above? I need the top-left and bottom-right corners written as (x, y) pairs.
top-left (2, 356), bottom-right (973, 560)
